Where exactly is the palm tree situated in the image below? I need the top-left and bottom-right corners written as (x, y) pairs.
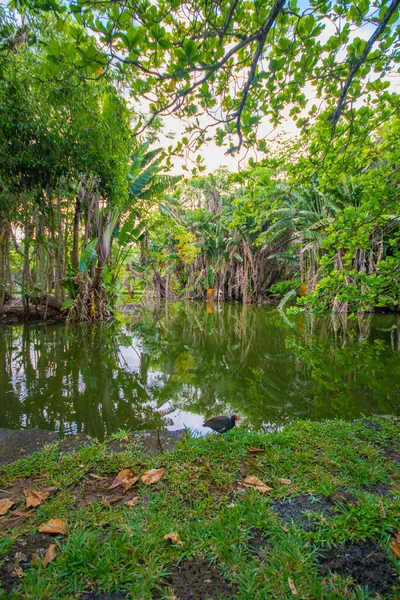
top-left (68, 142), bottom-right (176, 321)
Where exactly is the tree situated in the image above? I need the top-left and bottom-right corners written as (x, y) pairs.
top-left (0, 15), bottom-right (132, 315)
top-left (24, 0), bottom-right (400, 155)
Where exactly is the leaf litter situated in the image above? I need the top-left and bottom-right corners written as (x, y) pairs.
top-left (38, 518), bottom-right (67, 535)
top-left (164, 532), bottom-right (184, 546)
top-left (242, 475), bottom-right (272, 494)
top-left (109, 469), bottom-right (139, 492)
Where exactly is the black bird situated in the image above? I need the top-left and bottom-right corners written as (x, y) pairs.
top-left (203, 415), bottom-right (238, 434)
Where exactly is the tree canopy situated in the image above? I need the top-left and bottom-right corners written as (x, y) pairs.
top-left (0, 0), bottom-right (399, 319)
top-left (13, 0), bottom-right (400, 155)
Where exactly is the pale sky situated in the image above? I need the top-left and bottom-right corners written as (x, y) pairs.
top-left (150, 17), bottom-right (399, 175)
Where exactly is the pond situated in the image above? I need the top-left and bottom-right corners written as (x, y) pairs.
top-left (1, 302), bottom-right (399, 440)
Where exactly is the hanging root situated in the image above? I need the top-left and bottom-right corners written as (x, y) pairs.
top-left (67, 273), bottom-right (109, 323)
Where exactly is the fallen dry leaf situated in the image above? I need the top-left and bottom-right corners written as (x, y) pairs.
top-left (126, 497), bottom-right (140, 507)
top-left (279, 478), bottom-right (292, 485)
top-left (389, 531), bottom-right (400, 559)
top-left (42, 544), bottom-right (57, 568)
top-left (288, 577), bottom-right (298, 596)
top-left (242, 475), bottom-right (272, 494)
top-left (163, 532), bottom-right (184, 546)
top-left (282, 525), bottom-right (289, 533)
top-left (379, 500), bottom-right (386, 517)
top-left (38, 518), bottom-right (67, 535)
top-left (12, 510), bottom-right (31, 517)
top-left (12, 563), bottom-right (24, 578)
top-left (109, 469), bottom-right (139, 492)
top-left (141, 468), bottom-right (166, 485)
top-left (0, 498), bottom-right (15, 515)
top-left (247, 447), bottom-right (265, 454)
top-left (23, 489), bottom-right (50, 508)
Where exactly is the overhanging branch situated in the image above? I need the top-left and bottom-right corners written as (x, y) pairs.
top-left (328, 0), bottom-right (400, 130)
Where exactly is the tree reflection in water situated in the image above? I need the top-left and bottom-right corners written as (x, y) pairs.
top-left (0, 303), bottom-right (399, 438)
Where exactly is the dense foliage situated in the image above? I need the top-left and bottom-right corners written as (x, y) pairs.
top-left (136, 114), bottom-right (399, 312)
top-left (0, 0), bottom-right (399, 317)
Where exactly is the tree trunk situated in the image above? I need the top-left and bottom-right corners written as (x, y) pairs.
top-left (0, 218), bottom-right (7, 308)
top-left (72, 186), bottom-right (85, 270)
top-left (55, 195), bottom-right (64, 302)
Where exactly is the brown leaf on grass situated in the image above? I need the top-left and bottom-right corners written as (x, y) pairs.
top-left (279, 478), bottom-right (292, 485)
top-left (42, 544), bottom-right (57, 568)
top-left (0, 498), bottom-right (15, 515)
top-left (242, 476), bottom-right (272, 494)
top-left (282, 525), bottom-right (289, 533)
top-left (12, 510), bottom-right (32, 517)
top-left (38, 518), bottom-right (67, 535)
top-left (163, 532), bottom-right (184, 546)
top-left (23, 489), bottom-right (50, 508)
top-left (379, 500), bottom-right (386, 517)
top-left (12, 563), bottom-right (24, 578)
top-left (247, 447), bottom-right (265, 454)
top-left (288, 577), bottom-right (298, 595)
top-left (126, 497), bottom-right (140, 507)
top-left (389, 531), bottom-right (400, 558)
top-left (141, 468), bottom-right (166, 485)
top-left (109, 469), bottom-right (139, 492)
top-left (88, 473), bottom-right (105, 480)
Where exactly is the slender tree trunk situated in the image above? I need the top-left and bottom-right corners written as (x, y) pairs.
top-left (22, 218), bottom-right (33, 315)
top-left (0, 218), bottom-right (7, 308)
top-left (72, 185), bottom-right (85, 270)
top-left (55, 194), bottom-right (64, 302)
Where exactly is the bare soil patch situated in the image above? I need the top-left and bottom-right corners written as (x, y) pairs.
top-left (363, 483), bottom-right (394, 497)
top-left (318, 540), bottom-right (398, 595)
top-left (0, 428), bottom-right (58, 465)
top-left (327, 488), bottom-right (359, 507)
top-left (271, 494), bottom-right (336, 531)
top-left (72, 475), bottom-right (140, 508)
top-left (0, 532), bottom-right (53, 591)
top-left (105, 430), bottom-right (185, 455)
top-left (381, 448), bottom-right (400, 465)
top-left (0, 428), bottom-right (92, 466)
top-left (247, 528), bottom-right (271, 560)
top-left (155, 557), bottom-right (238, 600)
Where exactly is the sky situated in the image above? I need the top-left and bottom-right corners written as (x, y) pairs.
top-left (149, 14), bottom-right (399, 176)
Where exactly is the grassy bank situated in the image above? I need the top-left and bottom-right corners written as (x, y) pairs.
top-left (0, 419), bottom-right (399, 599)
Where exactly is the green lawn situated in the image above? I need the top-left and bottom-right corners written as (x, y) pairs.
top-left (0, 418), bottom-right (399, 599)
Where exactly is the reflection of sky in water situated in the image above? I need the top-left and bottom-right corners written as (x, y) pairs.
top-left (0, 305), bottom-right (399, 440)
top-left (118, 339), bottom-right (142, 370)
top-left (161, 405), bottom-right (206, 434)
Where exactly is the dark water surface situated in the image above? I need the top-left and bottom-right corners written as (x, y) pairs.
top-left (1, 303), bottom-right (399, 439)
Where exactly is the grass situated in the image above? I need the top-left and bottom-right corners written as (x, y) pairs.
top-left (0, 418), bottom-right (399, 599)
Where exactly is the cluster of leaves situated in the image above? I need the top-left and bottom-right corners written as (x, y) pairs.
top-left (15, 0), bottom-right (400, 156)
top-left (140, 108), bottom-right (399, 313)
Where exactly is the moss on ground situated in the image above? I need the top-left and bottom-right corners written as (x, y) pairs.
top-left (0, 418), bottom-right (399, 599)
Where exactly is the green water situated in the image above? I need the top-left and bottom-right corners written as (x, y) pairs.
top-left (1, 303), bottom-right (399, 439)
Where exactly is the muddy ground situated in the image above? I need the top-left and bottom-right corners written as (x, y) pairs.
top-left (0, 296), bottom-right (65, 324)
top-left (0, 427), bottom-right (186, 466)
top-left (318, 540), bottom-right (398, 595)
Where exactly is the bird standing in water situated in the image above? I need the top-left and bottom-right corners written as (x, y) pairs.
top-left (203, 415), bottom-right (238, 434)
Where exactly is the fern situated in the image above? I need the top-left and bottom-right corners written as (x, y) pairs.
top-left (61, 299), bottom-right (75, 311)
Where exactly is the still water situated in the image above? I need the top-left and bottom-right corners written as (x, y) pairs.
top-left (1, 303), bottom-right (399, 439)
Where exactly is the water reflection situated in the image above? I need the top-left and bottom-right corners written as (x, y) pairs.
top-left (0, 303), bottom-right (399, 439)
